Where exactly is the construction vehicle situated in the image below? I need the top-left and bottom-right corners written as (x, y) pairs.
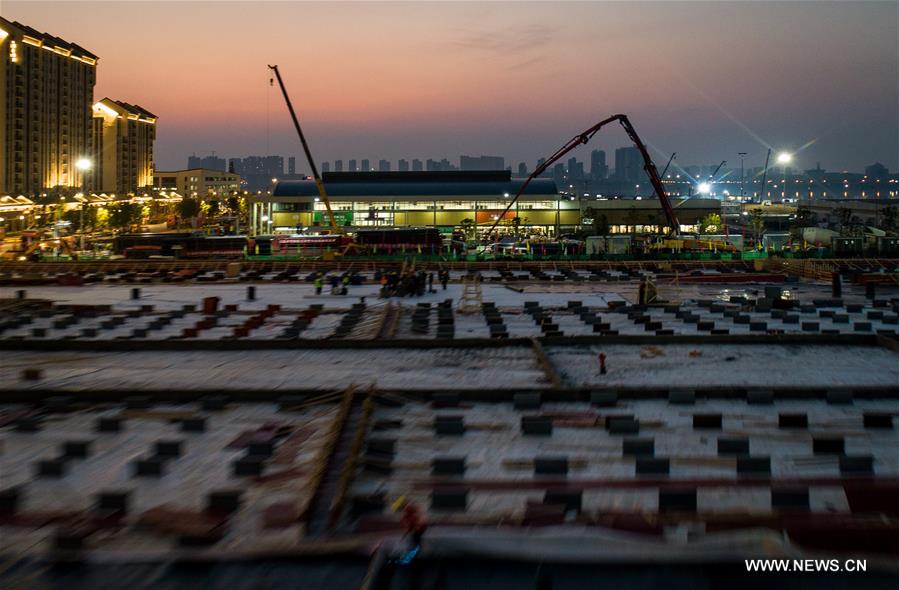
top-left (487, 114), bottom-right (682, 238)
top-left (1, 232), bottom-right (78, 261)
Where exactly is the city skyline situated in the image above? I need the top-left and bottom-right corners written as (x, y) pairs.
top-left (3, 1), bottom-right (897, 175)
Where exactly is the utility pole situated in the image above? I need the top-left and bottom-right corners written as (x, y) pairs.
top-left (738, 152), bottom-right (747, 199)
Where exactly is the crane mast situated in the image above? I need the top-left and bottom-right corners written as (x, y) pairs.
top-left (487, 114), bottom-right (681, 237)
top-left (267, 65), bottom-right (344, 235)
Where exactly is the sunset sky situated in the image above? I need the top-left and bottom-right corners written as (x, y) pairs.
top-left (5, 1), bottom-right (898, 173)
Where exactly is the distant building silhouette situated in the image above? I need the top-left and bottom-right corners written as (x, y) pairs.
top-left (334, 159), bottom-right (343, 172)
top-left (412, 159), bottom-right (423, 172)
top-left (590, 149), bottom-right (608, 181)
top-left (460, 155), bottom-right (504, 171)
top-left (348, 159), bottom-right (357, 172)
top-left (567, 157), bottom-right (585, 183)
top-left (229, 155), bottom-right (283, 191)
top-left (189, 154), bottom-right (226, 172)
top-left (615, 147), bottom-right (642, 184)
top-left (378, 159), bottom-right (390, 172)
top-left (537, 158), bottom-right (549, 178)
top-left (322, 162), bottom-right (330, 173)
top-left (398, 159), bottom-right (410, 172)
top-left (517, 162), bottom-right (528, 177)
top-left (288, 157), bottom-right (296, 175)
top-left (552, 163), bottom-right (565, 187)
top-left (865, 162), bottom-right (889, 180)
top-left (361, 159), bottom-right (370, 172)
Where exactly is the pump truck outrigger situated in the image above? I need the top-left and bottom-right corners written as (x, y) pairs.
top-left (486, 113), bottom-right (682, 239)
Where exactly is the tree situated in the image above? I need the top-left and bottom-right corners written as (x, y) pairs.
top-left (793, 206), bottom-right (817, 227)
top-left (833, 206), bottom-right (853, 234)
top-left (177, 197), bottom-right (202, 220)
top-left (226, 196), bottom-right (241, 212)
top-left (61, 207), bottom-right (98, 233)
top-left (592, 211), bottom-right (610, 237)
top-left (107, 203), bottom-right (142, 232)
top-left (699, 212), bottom-right (722, 234)
top-left (879, 205), bottom-right (896, 234)
top-left (207, 200), bottom-right (221, 217)
top-left (459, 218), bottom-right (476, 241)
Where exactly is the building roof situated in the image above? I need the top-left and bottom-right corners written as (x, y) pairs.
top-left (273, 171), bottom-right (558, 198)
top-left (111, 99), bottom-right (157, 120)
top-left (94, 98), bottom-right (157, 121)
top-left (0, 17), bottom-right (98, 60)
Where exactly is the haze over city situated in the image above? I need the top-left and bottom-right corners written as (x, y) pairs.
top-left (4, 0), bottom-right (897, 172)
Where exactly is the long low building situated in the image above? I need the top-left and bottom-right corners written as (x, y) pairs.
top-left (247, 170), bottom-right (720, 236)
top-left (251, 170), bottom-right (567, 235)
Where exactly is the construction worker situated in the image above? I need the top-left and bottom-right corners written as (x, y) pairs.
top-left (341, 274), bottom-right (350, 295)
top-left (314, 274), bottom-right (323, 295)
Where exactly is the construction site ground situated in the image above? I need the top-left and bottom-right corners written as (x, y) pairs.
top-left (1, 264), bottom-right (898, 582)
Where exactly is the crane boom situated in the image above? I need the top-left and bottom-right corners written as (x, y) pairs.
top-left (487, 114), bottom-right (680, 236)
top-left (267, 65), bottom-right (344, 235)
top-left (710, 160), bottom-right (727, 181)
top-left (660, 152), bottom-right (676, 179)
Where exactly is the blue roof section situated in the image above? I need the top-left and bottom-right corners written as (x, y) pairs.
top-left (272, 179), bottom-right (559, 198)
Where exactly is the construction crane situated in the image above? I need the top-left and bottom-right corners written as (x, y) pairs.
top-left (709, 160), bottom-right (727, 182)
top-left (487, 114), bottom-right (681, 236)
top-left (268, 65), bottom-right (344, 236)
top-left (660, 152), bottom-right (677, 179)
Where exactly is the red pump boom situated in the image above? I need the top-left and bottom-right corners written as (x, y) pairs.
top-left (488, 114), bottom-right (681, 236)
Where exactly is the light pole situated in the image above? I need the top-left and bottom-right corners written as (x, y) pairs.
top-left (75, 158), bottom-right (92, 251)
top-left (776, 152), bottom-right (792, 201)
top-left (738, 152), bottom-right (747, 199)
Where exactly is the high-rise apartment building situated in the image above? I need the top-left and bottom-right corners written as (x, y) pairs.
top-left (190, 154), bottom-right (226, 171)
top-left (398, 159), bottom-right (409, 172)
top-left (460, 155), bottom-right (504, 171)
top-left (361, 159), bottom-right (370, 172)
top-left (614, 146), bottom-right (642, 184)
top-left (590, 149), bottom-right (608, 180)
top-left (378, 159), bottom-right (390, 172)
top-left (0, 18), bottom-right (98, 196)
top-left (334, 160), bottom-right (343, 172)
top-left (412, 159), bottom-right (423, 172)
top-left (567, 157), bottom-right (585, 183)
top-left (288, 156), bottom-right (296, 175)
top-left (229, 155), bottom-right (283, 178)
top-left (90, 98), bottom-right (156, 195)
top-left (348, 159), bottom-right (357, 172)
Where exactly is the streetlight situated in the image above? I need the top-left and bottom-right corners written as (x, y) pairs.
top-left (776, 152), bottom-right (792, 200)
top-left (75, 158), bottom-right (92, 251)
top-left (738, 152), bottom-right (747, 199)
